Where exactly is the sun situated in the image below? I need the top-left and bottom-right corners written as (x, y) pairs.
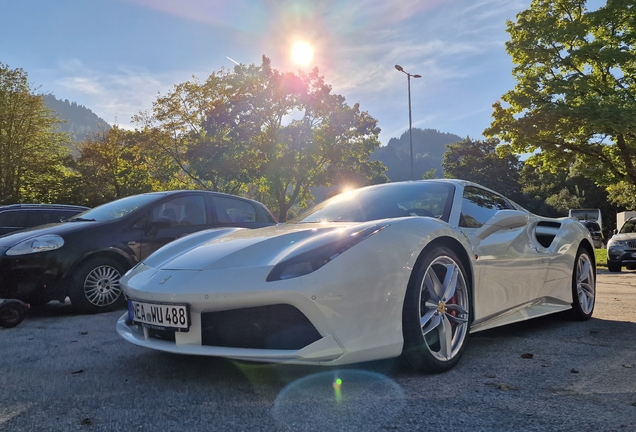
top-left (291, 42), bottom-right (314, 66)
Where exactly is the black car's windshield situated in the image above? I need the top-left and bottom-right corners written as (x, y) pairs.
top-left (290, 182), bottom-right (455, 223)
top-left (68, 194), bottom-right (161, 222)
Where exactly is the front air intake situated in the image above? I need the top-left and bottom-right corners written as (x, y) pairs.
top-left (201, 304), bottom-right (321, 350)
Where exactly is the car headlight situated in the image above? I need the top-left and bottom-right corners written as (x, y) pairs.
top-left (5, 235), bottom-right (65, 256)
top-left (266, 225), bottom-right (387, 282)
top-left (609, 240), bottom-right (627, 248)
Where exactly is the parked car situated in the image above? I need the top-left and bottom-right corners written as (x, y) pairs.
top-left (117, 180), bottom-right (596, 373)
top-left (607, 217), bottom-right (636, 272)
top-left (0, 204), bottom-right (89, 236)
top-left (0, 190), bottom-right (277, 313)
top-left (582, 221), bottom-right (604, 249)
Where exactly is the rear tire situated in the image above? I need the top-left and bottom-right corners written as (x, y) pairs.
top-left (401, 245), bottom-right (471, 373)
top-left (569, 246), bottom-right (595, 321)
top-left (68, 257), bottom-right (127, 314)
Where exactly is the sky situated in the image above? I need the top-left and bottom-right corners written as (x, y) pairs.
top-left (2, 0), bottom-right (541, 145)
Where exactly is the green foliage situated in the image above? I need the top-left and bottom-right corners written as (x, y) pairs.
top-left (485, 0), bottom-right (636, 206)
top-left (134, 57), bottom-right (386, 221)
top-left (422, 168), bottom-right (437, 179)
top-left (75, 127), bottom-right (155, 206)
top-left (606, 181), bottom-right (636, 210)
top-left (442, 138), bottom-right (523, 199)
top-left (0, 63), bottom-right (72, 204)
top-left (545, 188), bottom-right (584, 213)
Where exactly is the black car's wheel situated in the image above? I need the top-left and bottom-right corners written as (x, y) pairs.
top-left (0, 300), bottom-right (28, 328)
top-left (608, 261), bottom-right (621, 272)
top-left (68, 257), bottom-right (127, 314)
top-left (401, 245), bottom-right (471, 373)
top-left (569, 246), bottom-right (595, 321)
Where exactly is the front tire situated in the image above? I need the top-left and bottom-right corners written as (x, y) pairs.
top-left (68, 257), bottom-right (127, 314)
top-left (608, 261), bottom-right (621, 273)
top-left (569, 246), bottom-right (595, 320)
top-left (0, 300), bottom-right (28, 328)
top-left (401, 245), bottom-right (471, 373)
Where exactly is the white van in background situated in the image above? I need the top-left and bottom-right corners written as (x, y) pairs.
top-left (569, 208), bottom-right (604, 248)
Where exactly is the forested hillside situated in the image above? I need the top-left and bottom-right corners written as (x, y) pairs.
top-left (43, 94), bottom-right (110, 141)
top-left (371, 128), bottom-right (463, 180)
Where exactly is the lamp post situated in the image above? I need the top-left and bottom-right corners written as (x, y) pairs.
top-left (395, 64), bottom-right (421, 180)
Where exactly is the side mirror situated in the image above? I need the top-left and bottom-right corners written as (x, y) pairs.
top-left (474, 210), bottom-right (528, 240)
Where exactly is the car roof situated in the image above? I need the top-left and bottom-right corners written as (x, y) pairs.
top-left (0, 204), bottom-right (89, 211)
top-left (127, 190), bottom-right (267, 206)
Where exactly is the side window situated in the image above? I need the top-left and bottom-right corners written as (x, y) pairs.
top-left (213, 197), bottom-right (257, 223)
top-left (151, 195), bottom-right (207, 227)
top-left (0, 211), bottom-right (29, 228)
top-left (32, 210), bottom-right (74, 226)
top-left (459, 187), bottom-right (513, 228)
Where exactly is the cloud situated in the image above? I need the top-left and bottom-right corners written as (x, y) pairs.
top-left (48, 60), bottom-right (193, 127)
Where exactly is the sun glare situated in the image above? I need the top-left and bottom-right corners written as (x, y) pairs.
top-left (291, 42), bottom-right (313, 65)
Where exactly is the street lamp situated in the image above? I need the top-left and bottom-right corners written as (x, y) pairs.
top-left (395, 64), bottom-right (421, 180)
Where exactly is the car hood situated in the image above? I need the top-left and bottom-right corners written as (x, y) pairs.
top-left (610, 233), bottom-right (636, 243)
top-left (0, 221), bottom-right (100, 246)
top-left (142, 221), bottom-right (388, 271)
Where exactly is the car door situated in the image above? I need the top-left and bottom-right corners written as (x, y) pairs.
top-left (139, 194), bottom-right (213, 259)
top-left (457, 186), bottom-right (548, 320)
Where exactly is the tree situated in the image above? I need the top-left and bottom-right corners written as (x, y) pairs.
top-left (485, 0), bottom-right (636, 204)
top-left (0, 63), bottom-right (71, 203)
top-left (133, 57), bottom-right (386, 220)
top-left (76, 127), bottom-right (154, 205)
top-left (204, 57), bottom-right (386, 221)
top-left (133, 73), bottom-right (255, 194)
top-left (442, 138), bottom-right (523, 200)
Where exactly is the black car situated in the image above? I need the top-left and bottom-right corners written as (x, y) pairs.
top-left (0, 204), bottom-right (89, 236)
top-left (0, 190), bottom-right (277, 313)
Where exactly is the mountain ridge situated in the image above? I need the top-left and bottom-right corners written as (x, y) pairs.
top-left (43, 94), bottom-right (110, 142)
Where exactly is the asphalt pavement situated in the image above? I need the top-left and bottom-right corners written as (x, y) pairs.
top-left (0, 269), bottom-right (635, 431)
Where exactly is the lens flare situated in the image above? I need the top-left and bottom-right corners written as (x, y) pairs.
top-left (273, 370), bottom-right (406, 430)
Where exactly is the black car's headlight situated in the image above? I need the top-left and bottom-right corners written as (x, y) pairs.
top-left (266, 225), bottom-right (387, 282)
top-left (5, 235), bottom-right (65, 256)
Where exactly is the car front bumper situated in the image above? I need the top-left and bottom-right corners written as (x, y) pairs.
top-left (116, 250), bottom-right (411, 366)
top-left (607, 247), bottom-right (636, 266)
top-left (0, 250), bottom-right (66, 302)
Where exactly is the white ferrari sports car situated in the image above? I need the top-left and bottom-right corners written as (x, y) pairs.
top-left (117, 180), bottom-right (596, 372)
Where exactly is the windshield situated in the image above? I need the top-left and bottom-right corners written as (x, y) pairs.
top-left (584, 222), bottom-right (601, 232)
top-left (291, 182), bottom-right (455, 224)
top-left (68, 194), bottom-right (162, 222)
top-left (620, 220), bottom-right (636, 234)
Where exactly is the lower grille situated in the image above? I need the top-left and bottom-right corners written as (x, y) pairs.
top-left (147, 328), bottom-right (176, 342)
top-left (201, 304), bottom-right (321, 350)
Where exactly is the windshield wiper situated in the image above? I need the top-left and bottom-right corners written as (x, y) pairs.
top-left (67, 217), bottom-right (97, 222)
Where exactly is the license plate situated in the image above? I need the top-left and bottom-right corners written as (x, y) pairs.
top-left (128, 300), bottom-right (189, 331)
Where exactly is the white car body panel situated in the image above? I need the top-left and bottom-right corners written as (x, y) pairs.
top-left (117, 180), bottom-right (595, 366)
